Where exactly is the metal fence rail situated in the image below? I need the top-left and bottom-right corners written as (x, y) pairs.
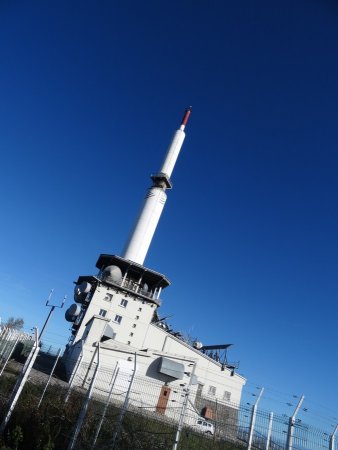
top-left (0, 344), bottom-right (337, 450)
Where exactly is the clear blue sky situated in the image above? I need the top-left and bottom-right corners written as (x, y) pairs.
top-left (0, 0), bottom-right (337, 430)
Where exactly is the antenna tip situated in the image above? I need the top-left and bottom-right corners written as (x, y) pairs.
top-left (181, 107), bottom-right (192, 127)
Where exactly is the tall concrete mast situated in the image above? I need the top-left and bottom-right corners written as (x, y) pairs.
top-left (122, 107), bottom-right (192, 265)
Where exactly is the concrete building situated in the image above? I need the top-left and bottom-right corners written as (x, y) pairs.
top-left (63, 108), bottom-right (246, 425)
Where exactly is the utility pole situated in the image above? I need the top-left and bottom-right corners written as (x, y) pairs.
top-left (39, 290), bottom-right (66, 343)
top-left (247, 387), bottom-right (264, 450)
top-left (286, 394), bottom-right (305, 450)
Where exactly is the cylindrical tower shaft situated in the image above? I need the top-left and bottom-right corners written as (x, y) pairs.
top-left (122, 188), bottom-right (167, 265)
top-left (122, 107), bottom-right (191, 265)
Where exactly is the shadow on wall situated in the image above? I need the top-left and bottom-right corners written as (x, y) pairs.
top-left (145, 357), bottom-right (175, 383)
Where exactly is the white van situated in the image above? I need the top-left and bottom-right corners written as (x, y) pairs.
top-left (195, 418), bottom-right (215, 435)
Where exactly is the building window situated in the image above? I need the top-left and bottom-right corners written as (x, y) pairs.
top-left (208, 386), bottom-right (216, 396)
top-left (103, 293), bottom-right (113, 302)
top-left (114, 315), bottom-right (122, 324)
top-left (127, 341), bottom-right (131, 345)
top-left (99, 309), bottom-right (107, 317)
top-left (132, 323), bottom-right (136, 328)
top-left (223, 391), bottom-right (231, 402)
top-left (120, 299), bottom-right (128, 308)
top-left (138, 307), bottom-right (142, 312)
top-left (135, 315), bottom-right (140, 320)
top-left (196, 383), bottom-right (204, 398)
top-left (129, 332), bottom-right (134, 337)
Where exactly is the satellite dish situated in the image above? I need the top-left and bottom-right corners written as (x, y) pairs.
top-left (74, 282), bottom-right (92, 303)
top-left (65, 304), bottom-right (81, 322)
top-left (103, 265), bottom-right (122, 283)
top-left (193, 341), bottom-right (203, 350)
top-left (141, 283), bottom-right (149, 294)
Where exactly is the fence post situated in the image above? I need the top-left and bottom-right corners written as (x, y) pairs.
top-left (0, 328), bottom-right (11, 361)
top-left (67, 343), bottom-right (101, 450)
top-left (91, 363), bottom-right (119, 449)
top-left (0, 335), bottom-right (19, 377)
top-left (247, 387), bottom-right (264, 450)
top-left (286, 394), bottom-right (305, 450)
top-left (65, 340), bottom-right (84, 403)
top-left (265, 412), bottom-right (273, 450)
top-left (330, 424), bottom-right (338, 450)
top-left (0, 327), bottom-right (9, 347)
top-left (111, 353), bottom-right (137, 449)
top-left (1, 328), bottom-right (14, 358)
top-left (214, 398), bottom-right (218, 442)
top-left (172, 361), bottom-right (197, 450)
top-left (37, 347), bottom-right (61, 408)
top-left (0, 327), bottom-right (40, 434)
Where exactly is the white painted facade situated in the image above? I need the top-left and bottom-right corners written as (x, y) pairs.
top-left (64, 257), bottom-right (246, 424)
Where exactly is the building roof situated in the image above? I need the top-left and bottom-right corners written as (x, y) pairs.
top-left (96, 254), bottom-right (171, 288)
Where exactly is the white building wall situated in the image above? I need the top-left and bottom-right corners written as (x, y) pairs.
top-left (67, 313), bottom-right (245, 410)
top-left (65, 278), bottom-right (246, 428)
top-left (142, 323), bottom-right (245, 406)
top-left (73, 283), bottom-right (156, 348)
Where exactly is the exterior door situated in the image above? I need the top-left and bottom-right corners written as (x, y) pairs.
top-left (156, 385), bottom-right (171, 414)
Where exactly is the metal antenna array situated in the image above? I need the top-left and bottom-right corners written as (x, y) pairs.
top-left (39, 289), bottom-right (66, 343)
top-left (200, 344), bottom-right (238, 374)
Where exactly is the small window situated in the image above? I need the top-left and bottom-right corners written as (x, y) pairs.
top-left (223, 391), bottom-right (231, 402)
top-left (138, 307), bottom-right (142, 312)
top-left (127, 341), bottom-right (131, 345)
top-left (208, 386), bottom-right (216, 396)
top-left (132, 324), bottom-right (136, 328)
top-left (99, 309), bottom-right (107, 317)
top-left (135, 315), bottom-right (140, 320)
top-left (120, 299), bottom-right (128, 308)
top-left (196, 383), bottom-right (204, 397)
top-left (103, 293), bottom-right (113, 302)
top-left (129, 332), bottom-right (134, 337)
top-left (114, 315), bottom-right (122, 324)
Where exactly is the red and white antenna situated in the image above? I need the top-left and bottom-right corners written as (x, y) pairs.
top-left (122, 107), bottom-right (192, 265)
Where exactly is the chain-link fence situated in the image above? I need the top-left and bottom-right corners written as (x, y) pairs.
top-left (0, 337), bottom-right (337, 450)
